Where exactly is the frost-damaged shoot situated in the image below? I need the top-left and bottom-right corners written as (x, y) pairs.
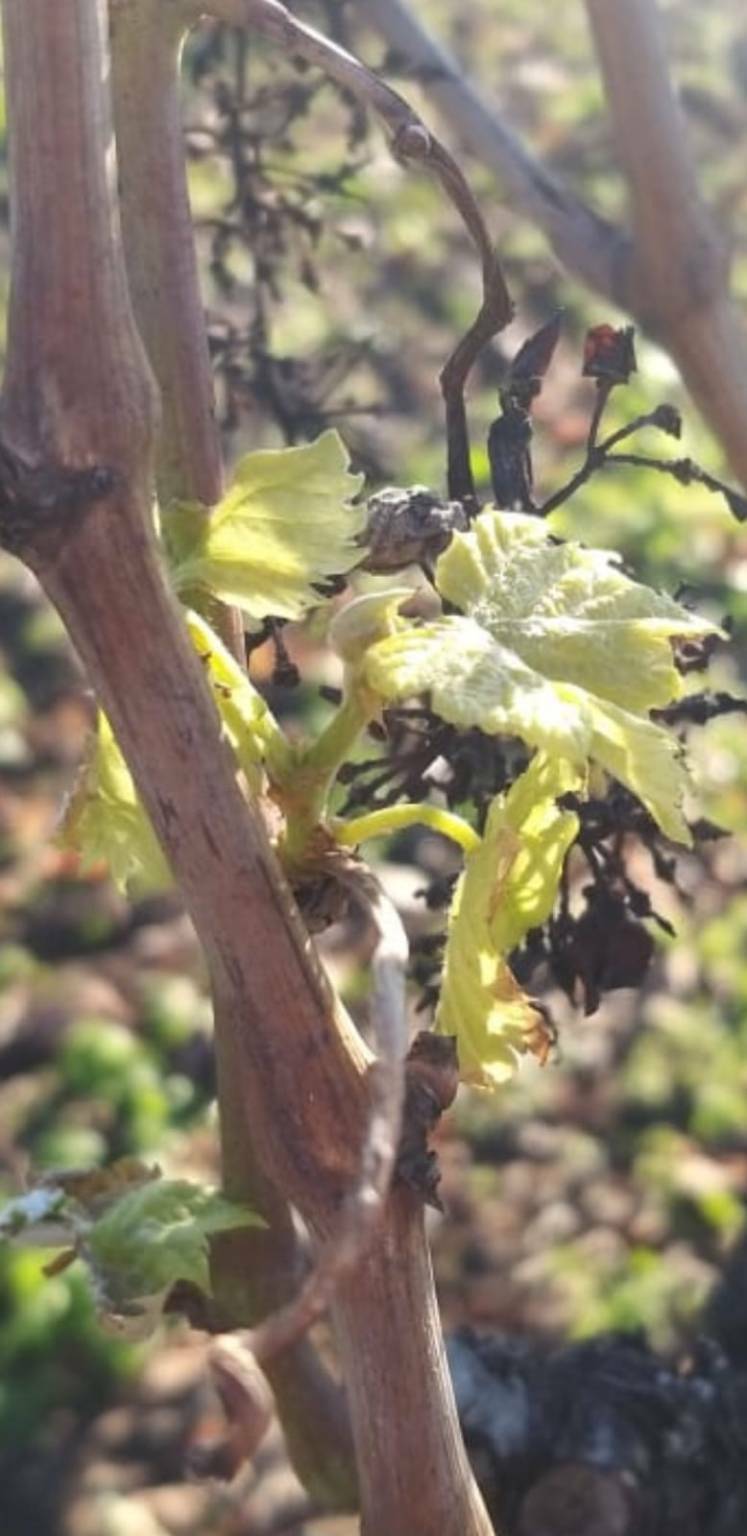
top-left (1, 280), bottom-right (739, 1336)
top-left (59, 328), bottom-right (734, 1121)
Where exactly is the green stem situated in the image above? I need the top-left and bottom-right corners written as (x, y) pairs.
top-left (334, 802), bottom-right (481, 855)
top-left (280, 689), bottom-right (375, 863)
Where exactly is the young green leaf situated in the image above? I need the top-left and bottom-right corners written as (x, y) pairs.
top-left (84, 1178), bottom-right (262, 1313)
top-left (362, 509), bottom-right (719, 843)
top-left (61, 713), bottom-right (173, 893)
top-left (436, 754), bottom-right (581, 1089)
top-left (163, 430), bottom-right (365, 624)
top-left (1, 1164), bottom-right (262, 1338)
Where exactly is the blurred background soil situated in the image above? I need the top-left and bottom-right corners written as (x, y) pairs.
top-left (1, 2), bottom-right (747, 1532)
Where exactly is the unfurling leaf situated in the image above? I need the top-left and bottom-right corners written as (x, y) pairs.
top-left (0, 1163), bottom-right (262, 1339)
top-left (486, 754), bottom-right (583, 950)
top-left (85, 1178), bottom-right (262, 1314)
top-left (363, 509), bottom-right (720, 842)
top-left (362, 486), bottom-right (467, 572)
top-left (437, 755), bottom-right (581, 1089)
top-left (163, 430), bottom-right (365, 623)
top-left (61, 714), bottom-right (172, 894)
top-left (329, 586), bottom-right (413, 665)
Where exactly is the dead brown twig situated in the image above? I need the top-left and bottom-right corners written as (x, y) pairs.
top-left (192, 0), bottom-right (514, 500)
top-left (362, 0), bottom-right (747, 491)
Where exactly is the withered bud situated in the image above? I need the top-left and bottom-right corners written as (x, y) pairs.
top-left (582, 324), bottom-right (637, 385)
top-left (363, 486), bottom-right (468, 573)
top-left (650, 402), bottom-right (682, 439)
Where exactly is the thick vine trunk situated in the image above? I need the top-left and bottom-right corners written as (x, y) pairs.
top-left (334, 1190), bottom-right (492, 1536)
top-left (109, 1), bottom-right (356, 1502)
top-left (0, 2), bottom-right (496, 1531)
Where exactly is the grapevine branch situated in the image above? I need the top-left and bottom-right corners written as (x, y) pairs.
top-left (103, 4), bottom-right (495, 1529)
top-left (360, 0), bottom-right (627, 301)
top-left (188, 0), bottom-right (514, 498)
top-left (200, 874), bottom-right (409, 1502)
top-left (109, 0), bottom-right (357, 1500)
top-left (363, 0), bottom-right (747, 489)
top-left (539, 403), bottom-right (747, 521)
top-left (240, 874), bottom-right (409, 1368)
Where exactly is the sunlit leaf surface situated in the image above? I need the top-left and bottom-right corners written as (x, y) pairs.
top-left (61, 715), bottom-right (172, 894)
top-left (186, 611), bottom-right (292, 783)
top-left (364, 509), bottom-right (718, 842)
top-left (163, 430), bottom-right (365, 623)
top-left (437, 755), bottom-right (580, 1089)
top-left (436, 509), bottom-right (717, 712)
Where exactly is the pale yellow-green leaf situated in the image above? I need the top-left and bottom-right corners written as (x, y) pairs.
top-left (61, 715), bottom-right (172, 894)
top-left (437, 754), bottom-right (581, 1089)
top-left (163, 430), bottom-right (365, 623)
top-left (60, 622), bottom-right (293, 893)
top-left (364, 614), bottom-right (691, 841)
top-left (363, 614), bottom-right (691, 842)
top-left (436, 509), bottom-right (720, 711)
top-left (485, 754), bottom-right (583, 953)
top-left (186, 612), bottom-right (293, 784)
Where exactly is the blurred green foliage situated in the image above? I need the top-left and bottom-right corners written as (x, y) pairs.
top-left (0, 1249), bottom-right (136, 1450)
top-left (0, 925), bottom-right (214, 1458)
top-left (626, 896), bottom-right (747, 1143)
top-left (548, 1238), bottom-right (712, 1350)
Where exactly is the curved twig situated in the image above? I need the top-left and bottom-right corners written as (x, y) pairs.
top-left (360, 0), bottom-right (630, 301)
top-left (363, 0), bottom-right (747, 491)
top-left (193, 0), bottom-right (513, 499)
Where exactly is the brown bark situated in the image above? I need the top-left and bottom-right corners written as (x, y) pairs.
top-left (334, 1189), bottom-right (492, 1536)
top-left (583, 0), bottom-right (747, 491)
top-left (109, 0), bottom-right (224, 509)
top-left (109, 0), bottom-right (356, 1501)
